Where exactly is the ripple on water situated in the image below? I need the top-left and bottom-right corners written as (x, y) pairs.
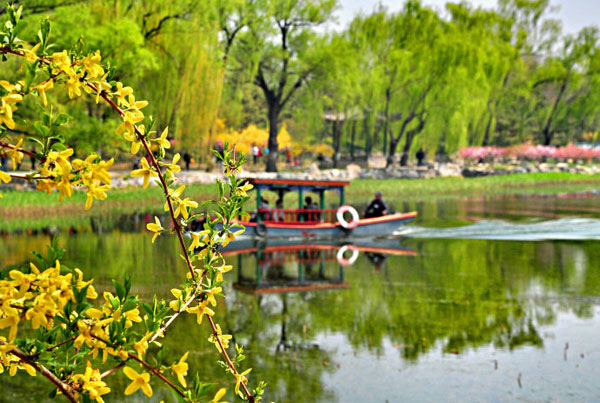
top-left (397, 217), bottom-right (600, 241)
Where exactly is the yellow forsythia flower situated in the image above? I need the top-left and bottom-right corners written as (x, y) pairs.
top-left (211, 388), bottom-right (229, 403)
top-left (171, 351), bottom-right (189, 387)
top-left (146, 216), bottom-right (164, 243)
top-left (234, 368), bottom-right (252, 396)
top-left (123, 367), bottom-right (152, 397)
top-left (130, 158), bottom-right (157, 189)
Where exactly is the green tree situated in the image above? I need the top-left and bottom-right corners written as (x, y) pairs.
top-left (244, 0), bottom-right (337, 172)
top-left (531, 27), bottom-right (599, 145)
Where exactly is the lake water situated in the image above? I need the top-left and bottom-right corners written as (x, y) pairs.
top-left (2, 194), bottom-right (600, 402)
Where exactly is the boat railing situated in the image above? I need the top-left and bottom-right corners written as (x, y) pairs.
top-left (258, 208), bottom-right (338, 223)
top-left (258, 248), bottom-right (338, 265)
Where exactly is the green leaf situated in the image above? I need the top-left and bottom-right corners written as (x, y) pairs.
top-left (50, 143), bottom-right (67, 151)
top-left (34, 122), bottom-right (50, 137)
top-left (27, 137), bottom-right (45, 149)
top-left (77, 302), bottom-right (92, 315)
top-left (109, 296), bottom-right (120, 310)
top-left (54, 113), bottom-right (70, 126)
top-left (124, 274), bottom-right (132, 297)
top-left (48, 388), bottom-right (57, 399)
top-left (121, 297), bottom-right (138, 313)
top-left (112, 279), bottom-right (125, 301)
top-left (141, 302), bottom-right (154, 320)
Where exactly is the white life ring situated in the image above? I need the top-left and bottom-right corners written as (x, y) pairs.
top-left (336, 205), bottom-right (360, 229)
top-left (255, 222), bottom-right (268, 237)
top-left (337, 244), bottom-right (359, 266)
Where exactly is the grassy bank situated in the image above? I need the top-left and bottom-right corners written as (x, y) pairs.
top-left (347, 172), bottom-right (600, 201)
top-left (2, 172), bottom-right (600, 231)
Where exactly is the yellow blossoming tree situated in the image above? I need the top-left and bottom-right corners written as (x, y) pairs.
top-left (0, 6), bottom-right (265, 402)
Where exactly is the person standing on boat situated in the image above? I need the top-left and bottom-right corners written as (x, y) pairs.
top-left (364, 192), bottom-right (388, 218)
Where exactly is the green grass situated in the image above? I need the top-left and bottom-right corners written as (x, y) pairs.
top-left (0, 182), bottom-right (217, 207)
top-left (2, 172), bottom-right (600, 231)
top-left (347, 172), bottom-right (600, 201)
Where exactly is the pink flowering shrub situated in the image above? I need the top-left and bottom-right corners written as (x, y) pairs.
top-left (459, 143), bottom-right (600, 163)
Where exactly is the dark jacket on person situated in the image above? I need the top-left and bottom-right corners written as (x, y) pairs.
top-left (365, 198), bottom-right (388, 218)
top-left (302, 202), bottom-right (320, 222)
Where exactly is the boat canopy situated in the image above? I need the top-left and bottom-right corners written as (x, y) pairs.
top-left (246, 178), bottom-right (350, 209)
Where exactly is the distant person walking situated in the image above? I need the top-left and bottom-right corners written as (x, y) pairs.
top-left (364, 192), bottom-right (388, 218)
top-left (416, 148), bottom-right (425, 166)
top-left (252, 144), bottom-right (260, 165)
top-left (183, 151), bottom-right (191, 171)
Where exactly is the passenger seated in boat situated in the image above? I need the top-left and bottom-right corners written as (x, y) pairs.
top-left (364, 191), bottom-right (388, 218)
top-left (274, 199), bottom-right (285, 222)
top-left (302, 196), bottom-right (320, 222)
top-left (259, 197), bottom-right (272, 221)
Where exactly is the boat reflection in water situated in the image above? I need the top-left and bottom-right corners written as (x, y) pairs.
top-left (223, 238), bottom-right (416, 295)
top-left (223, 238), bottom-right (415, 354)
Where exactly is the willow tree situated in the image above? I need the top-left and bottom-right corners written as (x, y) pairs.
top-left (376, 3), bottom-right (452, 167)
top-left (344, 7), bottom-right (397, 159)
top-left (12, 1), bottom-right (160, 153)
top-left (134, 2), bottom-right (227, 160)
top-left (296, 33), bottom-right (361, 167)
top-left (242, 0), bottom-right (336, 172)
top-left (530, 27), bottom-right (599, 145)
top-left (9, 0), bottom-right (226, 159)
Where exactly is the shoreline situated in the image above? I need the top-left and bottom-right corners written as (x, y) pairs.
top-left (3, 172), bottom-right (600, 232)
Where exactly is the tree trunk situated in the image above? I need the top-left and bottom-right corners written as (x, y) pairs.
top-left (382, 87), bottom-right (391, 154)
top-left (386, 133), bottom-right (398, 168)
top-left (373, 119), bottom-right (383, 152)
top-left (332, 120), bottom-right (338, 168)
top-left (400, 118), bottom-right (426, 166)
top-left (383, 121), bottom-right (388, 155)
top-left (482, 113), bottom-right (493, 146)
top-left (350, 119), bottom-right (356, 160)
top-left (542, 77), bottom-right (568, 146)
top-left (386, 112), bottom-right (413, 168)
top-left (266, 105), bottom-right (279, 172)
top-left (363, 109), bottom-right (371, 159)
top-left (400, 133), bottom-right (413, 166)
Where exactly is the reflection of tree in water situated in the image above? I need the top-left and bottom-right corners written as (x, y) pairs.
top-left (304, 239), bottom-right (599, 361)
top-left (4, 231), bottom-right (600, 401)
top-left (223, 246), bottom-right (345, 401)
top-left (225, 290), bottom-right (336, 402)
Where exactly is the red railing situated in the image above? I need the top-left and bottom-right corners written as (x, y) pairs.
top-left (258, 248), bottom-right (337, 265)
top-left (257, 208), bottom-right (338, 224)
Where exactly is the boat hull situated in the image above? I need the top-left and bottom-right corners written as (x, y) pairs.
top-left (238, 211), bottom-right (417, 239)
top-left (221, 236), bottom-right (416, 257)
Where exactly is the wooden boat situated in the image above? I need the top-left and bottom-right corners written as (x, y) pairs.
top-left (238, 178), bottom-right (417, 239)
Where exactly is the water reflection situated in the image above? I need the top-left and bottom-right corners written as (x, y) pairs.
top-left (2, 230), bottom-right (600, 401)
top-left (223, 239), bottom-right (416, 295)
